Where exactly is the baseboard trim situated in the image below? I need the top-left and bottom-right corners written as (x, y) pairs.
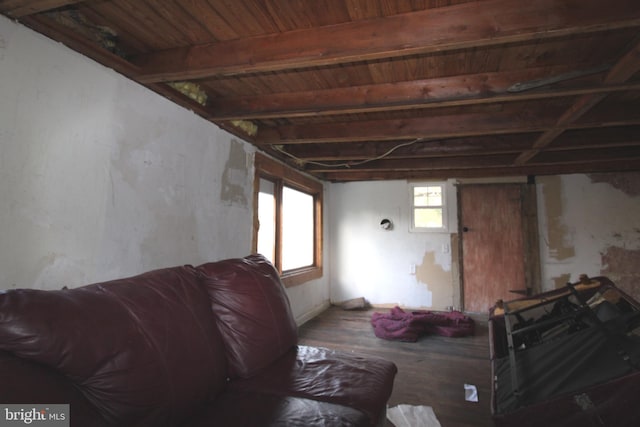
top-left (295, 300), bottom-right (331, 326)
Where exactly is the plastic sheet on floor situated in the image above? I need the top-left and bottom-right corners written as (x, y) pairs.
top-left (387, 404), bottom-right (441, 427)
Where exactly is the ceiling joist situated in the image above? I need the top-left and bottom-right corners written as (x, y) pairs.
top-left (3, 0), bottom-right (639, 182)
top-left (131, 0), bottom-right (640, 83)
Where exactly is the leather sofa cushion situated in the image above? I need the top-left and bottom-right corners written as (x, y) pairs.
top-left (0, 350), bottom-right (109, 426)
top-left (197, 254), bottom-right (298, 378)
top-left (187, 390), bottom-right (370, 427)
top-left (229, 345), bottom-right (397, 426)
top-left (0, 266), bottom-right (227, 426)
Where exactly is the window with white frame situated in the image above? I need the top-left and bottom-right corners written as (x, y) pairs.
top-left (410, 182), bottom-right (448, 232)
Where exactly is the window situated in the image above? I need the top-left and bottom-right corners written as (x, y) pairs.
top-left (253, 153), bottom-right (323, 286)
top-left (282, 186), bottom-right (314, 270)
top-left (410, 182), bottom-right (448, 232)
top-left (257, 178), bottom-right (276, 262)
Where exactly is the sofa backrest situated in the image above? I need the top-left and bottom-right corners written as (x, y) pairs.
top-left (197, 254), bottom-right (298, 379)
top-left (0, 265), bottom-right (228, 426)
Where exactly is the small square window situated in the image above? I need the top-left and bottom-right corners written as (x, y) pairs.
top-left (410, 183), bottom-right (448, 232)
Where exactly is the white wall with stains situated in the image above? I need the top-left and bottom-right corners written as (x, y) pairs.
top-left (4, 16), bottom-right (637, 321)
top-left (0, 15), bottom-right (256, 290)
top-left (328, 180), bottom-right (458, 310)
top-left (0, 16), bottom-right (331, 322)
top-left (537, 173), bottom-right (640, 297)
top-left (329, 173), bottom-right (640, 310)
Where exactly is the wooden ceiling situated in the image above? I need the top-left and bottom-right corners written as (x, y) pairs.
top-left (3, 0), bottom-right (640, 182)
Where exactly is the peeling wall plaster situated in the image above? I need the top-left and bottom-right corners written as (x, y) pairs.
top-left (601, 246), bottom-right (640, 296)
top-left (551, 273), bottom-right (572, 289)
top-left (331, 172), bottom-right (640, 309)
top-left (589, 172), bottom-right (640, 197)
top-left (5, 16), bottom-right (637, 315)
top-left (537, 173), bottom-right (640, 298)
top-left (329, 180), bottom-right (458, 310)
top-left (416, 251), bottom-right (453, 310)
top-left (0, 16), bottom-right (255, 289)
top-left (220, 139), bottom-right (250, 207)
top-left (0, 15), bottom-right (331, 325)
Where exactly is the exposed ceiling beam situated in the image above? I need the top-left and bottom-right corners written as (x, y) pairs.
top-left (209, 67), bottom-right (572, 120)
top-left (0, 0), bottom-right (89, 18)
top-left (257, 110), bottom-right (560, 144)
top-left (317, 158), bottom-right (640, 182)
top-left (278, 128), bottom-right (640, 162)
top-left (303, 146), bottom-right (640, 173)
top-left (208, 70), bottom-right (640, 121)
top-left (256, 109), bottom-right (640, 145)
top-left (278, 135), bottom-right (536, 162)
top-left (131, 0), bottom-right (640, 83)
top-left (515, 38), bottom-right (640, 164)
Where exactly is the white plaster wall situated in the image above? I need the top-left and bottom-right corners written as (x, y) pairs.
top-left (537, 173), bottom-right (640, 291)
top-left (328, 180), bottom-right (458, 310)
top-left (0, 16), bottom-right (255, 289)
top-left (0, 15), bottom-right (331, 320)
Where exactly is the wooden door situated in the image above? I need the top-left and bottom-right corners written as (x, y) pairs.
top-left (459, 184), bottom-right (538, 313)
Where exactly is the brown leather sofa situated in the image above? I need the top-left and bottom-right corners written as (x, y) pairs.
top-left (0, 254), bottom-right (397, 426)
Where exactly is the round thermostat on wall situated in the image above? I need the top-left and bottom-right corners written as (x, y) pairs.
top-left (380, 219), bottom-right (393, 230)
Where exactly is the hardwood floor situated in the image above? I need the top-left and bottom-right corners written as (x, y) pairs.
top-left (297, 306), bottom-right (494, 427)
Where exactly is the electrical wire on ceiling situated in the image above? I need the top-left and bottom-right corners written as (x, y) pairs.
top-left (272, 137), bottom-right (426, 169)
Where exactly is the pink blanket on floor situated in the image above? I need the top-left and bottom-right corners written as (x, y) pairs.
top-left (371, 306), bottom-right (475, 342)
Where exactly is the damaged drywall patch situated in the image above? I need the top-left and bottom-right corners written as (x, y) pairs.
top-left (552, 273), bottom-right (572, 289)
top-left (542, 176), bottom-right (575, 260)
top-left (588, 172), bottom-right (640, 197)
top-left (416, 251), bottom-right (453, 309)
top-left (601, 246), bottom-right (640, 298)
top-left (220, 139), bottom-right (249, 207)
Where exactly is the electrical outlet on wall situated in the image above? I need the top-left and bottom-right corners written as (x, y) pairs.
top-left (410, 264), bottom-right (416, 275)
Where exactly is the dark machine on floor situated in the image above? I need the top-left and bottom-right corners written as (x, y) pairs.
top-left (489, 276), bottom-right (640, 426)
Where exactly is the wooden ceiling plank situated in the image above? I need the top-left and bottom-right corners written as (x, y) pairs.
top-left (604, 38), bottom-right (640, 84)
top-left (180, 0), bottom-right (238, 41)
top-left (318, 159), bottom-right (640, 181)
top-left (553, 125), bottom-right (640, 149)
top-left (280, 130), bottom-right (640, 162)
top-left (280, 135), bottom-right (535, 161)
top-left (130, 0), bottom-right (640, 83)
top-left (208, 75), bottom-right (640, 121)
top-left (303, 145), bottom-right (640, 173)
top-left (305, 153), bottom-right (520, 172)
top-left (0, 0), bottom-right (88, 17)
top-left (515, 38), bottom-right (640, 164)
top-left (255, 109), bottom-right (640, 145)
top-left (534, 145), bottom-right (640, 163)
top-left (257, 110), bottom-right (558, 144)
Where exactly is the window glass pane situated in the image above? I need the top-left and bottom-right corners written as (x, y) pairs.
top-left (257, 178), bottom-right (276, 263)
top-left (414, 186), bottom-right (442, 207)
top-left (414, 207), bottom-right (443, 228)
top-left (282, 186), bottom-right (314, 270)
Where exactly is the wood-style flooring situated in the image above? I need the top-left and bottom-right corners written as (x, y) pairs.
top-left (297, 306), bottom-right (493, 427)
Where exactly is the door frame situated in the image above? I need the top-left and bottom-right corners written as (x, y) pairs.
top-left (456, 180), bottom-right (541, 312)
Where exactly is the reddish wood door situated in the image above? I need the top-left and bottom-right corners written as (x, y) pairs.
top-left (460, 184), bottom-right (528, 313)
